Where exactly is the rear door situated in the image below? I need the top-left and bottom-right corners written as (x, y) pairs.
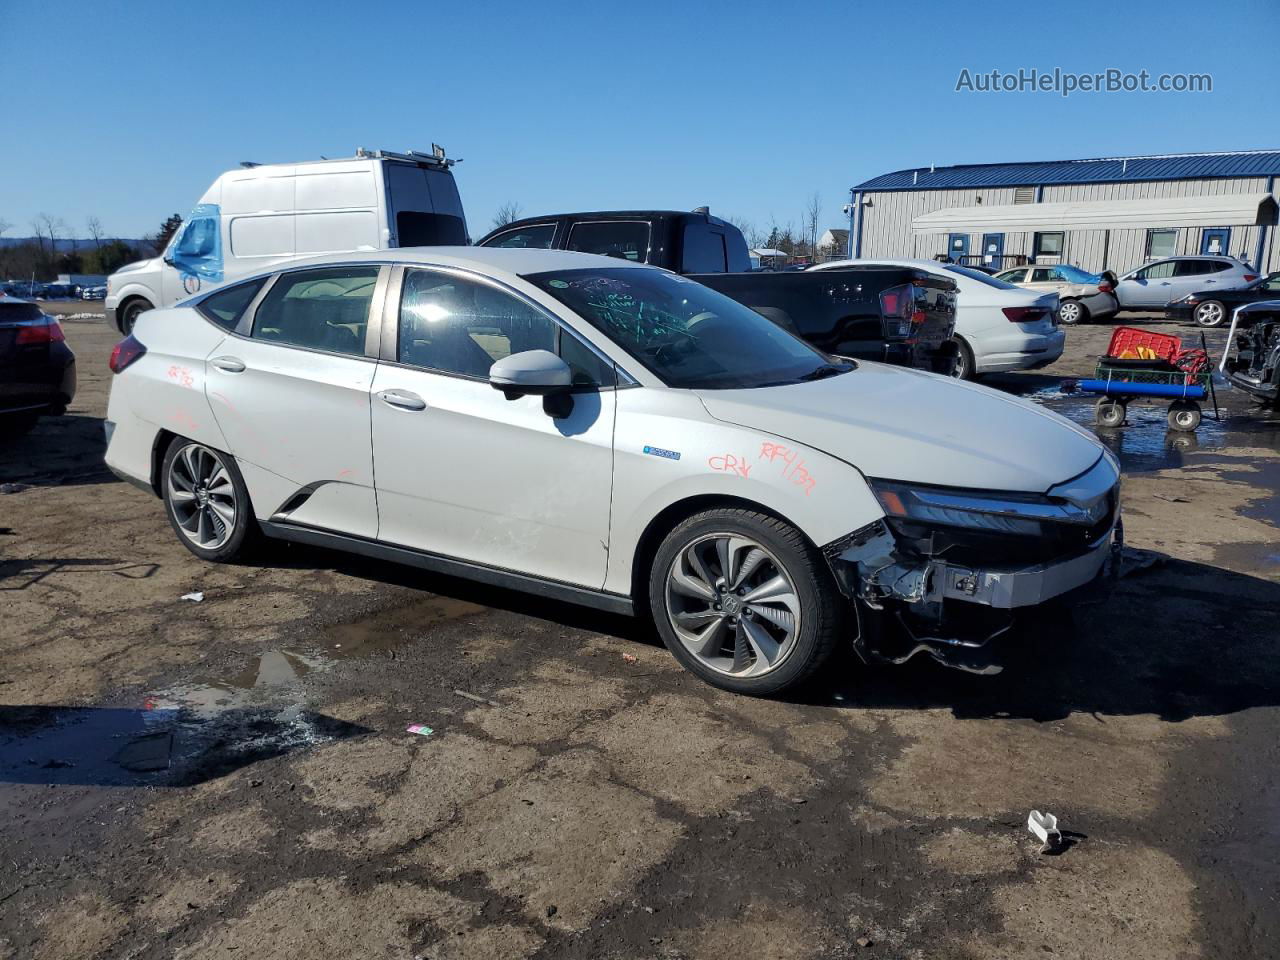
top-left (383, 161), bottom-right (469, 246)
top-left (369, 266), bottom-right (617, 587)
top-left (565, 220), bottom-right (652, 263)
top-left (205, 264), bottom-right (385, 538)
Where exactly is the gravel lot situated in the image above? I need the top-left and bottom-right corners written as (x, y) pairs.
top-left (2, 310), bottom-right (1278, 959)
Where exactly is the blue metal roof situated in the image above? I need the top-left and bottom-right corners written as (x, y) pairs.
top-left (854, 150), bottom-right (1280, 192)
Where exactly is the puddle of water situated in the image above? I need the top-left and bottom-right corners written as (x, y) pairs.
top-left (148, 649), bottom-right (323, 719)
top-left (322, 595), bottom-right (489, 659)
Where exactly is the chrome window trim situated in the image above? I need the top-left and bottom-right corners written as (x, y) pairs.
top-left (478, 222), bottom-right (559, 249)
top-left (223, 262), bottom-right (388, 362)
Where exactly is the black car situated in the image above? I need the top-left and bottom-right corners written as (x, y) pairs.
top-left (1223, 301), bottom-right (1280, 406)
top-left (1166, 271), bottom-right (1280, 327)
top-left (0, 298), bottom-right (76, 436)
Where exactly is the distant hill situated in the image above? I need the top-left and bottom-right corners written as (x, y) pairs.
top-left (0, 237), bottom-right (148, 250)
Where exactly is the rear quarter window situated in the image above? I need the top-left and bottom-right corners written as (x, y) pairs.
top-left (682, 225), bottom-right (728, 273)
top-left (197, 278), bottom-right (268, 330)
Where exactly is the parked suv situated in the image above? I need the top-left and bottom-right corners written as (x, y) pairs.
top-left (1113, 256), bottom-right (1259, 312)
top-left (104, 248), bottom-right (1119, 695)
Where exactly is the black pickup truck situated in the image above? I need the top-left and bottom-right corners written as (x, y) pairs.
top-left (477, 210), bottom-right (958, 373)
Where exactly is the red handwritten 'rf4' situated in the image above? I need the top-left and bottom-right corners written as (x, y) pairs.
top-left (759, 442), bottom-right (817, 495)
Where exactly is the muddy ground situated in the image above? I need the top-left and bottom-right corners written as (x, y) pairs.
top-left (2, 311), bottom-right (1278, 959)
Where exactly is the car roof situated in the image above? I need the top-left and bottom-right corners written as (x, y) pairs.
top-left (281, 246), bottom-right (654, 279)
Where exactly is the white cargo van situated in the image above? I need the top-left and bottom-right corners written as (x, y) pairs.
top-left (105, 147), bottom-right (467, 333)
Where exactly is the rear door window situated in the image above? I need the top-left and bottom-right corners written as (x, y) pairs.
top-left (682, 225), bottom-right (728, 273)
top-left (566, 221), bottom-right (650, 262)
top-left (1137, 261), bottom-right (1176, 280)
top-left (480, 224), bottom-right (557, 249)
top-left (250, 266), bottom-right (379, 357)
top-left (1174, 260), bottom-right (1214, 277)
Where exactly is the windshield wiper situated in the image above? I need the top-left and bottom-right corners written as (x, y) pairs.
top-left (797, 362), bottom-right (852, 382)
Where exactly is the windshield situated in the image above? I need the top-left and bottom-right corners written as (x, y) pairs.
top-left (524, 268), bottom-right (849, 390)
top-left (942, 264), bottom-right (1021, 289)
top-left (1054, 264), bottom-right (1102, 283)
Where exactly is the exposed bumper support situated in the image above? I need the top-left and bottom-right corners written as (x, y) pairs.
top-left (825, 517), bottom-right (1123, 673)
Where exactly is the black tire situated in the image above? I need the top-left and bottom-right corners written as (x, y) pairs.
top-left (1193, 300), bottom-right (1227, 328)
top-left (1167, 400), bottom-right (1202, 432)
top-left (119, 297), bottom-right (153, 335)
top-left (648, 507), bottom-right (845, 696)
top-left (951, 337), bottom-right (976, 380)
top-left (161, 436), bottom-right (259, 563)
top-left (1095, 397), bottom-right (1126, 428)
top-left (1057, 299), bottom-right (1089, 325)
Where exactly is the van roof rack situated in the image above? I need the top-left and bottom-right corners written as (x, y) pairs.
top-left (354, 144), bottom-right (457, 167)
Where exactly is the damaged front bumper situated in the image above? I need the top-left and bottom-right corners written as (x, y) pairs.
top-left (825, 515), bottom-right (1122, 674)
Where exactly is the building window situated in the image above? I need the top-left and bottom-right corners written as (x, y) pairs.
top-left (1033, 232), bottom-right (1064, 259)
top-left (1146, 229), bottom-right (1177, 260)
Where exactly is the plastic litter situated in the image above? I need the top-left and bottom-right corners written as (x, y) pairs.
top-left (406, 724), bottom-right (434, 737)
top-left (453, 690), bottom-right (502, 708)
top-left (1027, 810), bottom-right (1062, 853)
top-left (180, 592), bottom-right (204, 602)
top-left (621, 653), bottom-right (639, 664)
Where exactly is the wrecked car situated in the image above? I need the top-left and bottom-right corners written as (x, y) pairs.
top-left (103, 248), bottom-right (1121, 695)
top-left (1222, 299), bottom-right (1280, 406)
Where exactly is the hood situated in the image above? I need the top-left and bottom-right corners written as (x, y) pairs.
top-left (697, 364), bottom-right (1105, 493)
top-left (112, 257), bottom-right (159, 277)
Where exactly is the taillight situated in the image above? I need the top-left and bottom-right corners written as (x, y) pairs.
top-left (1098, 282), bottom-right (1114, 293)
top-left (15, 321), bottom-right (65, 344)
top-left (109, 334), bottom-right (147, 373)
top-left (1003, 307), bottom-right (1044, 323)
top-left (880, 285), bottom-right (907, 318)
top-left (1244, 275), bottom-right (1258, 282)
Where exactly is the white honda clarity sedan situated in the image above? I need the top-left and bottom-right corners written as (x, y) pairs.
top-left (104, 248), bottom-right (1120, 695)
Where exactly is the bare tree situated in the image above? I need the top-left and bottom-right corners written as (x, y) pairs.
top-left (804, 192), bottom-right (822, 260)
top-left (491, 201), bottom-right (523, 230)
top-left (725, 216), bottom-right (765, 250)
top-left (86, 216), bottom-right (105, 250)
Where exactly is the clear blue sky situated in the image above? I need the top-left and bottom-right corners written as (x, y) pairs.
top-left (2, 0), bottom-right (1275, 241)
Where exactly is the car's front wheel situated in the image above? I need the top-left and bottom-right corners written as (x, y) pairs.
top-left (161, 436), bottom-right (258, 562)
top-left (119, 297), bottom-right (153, 335)
top-left (1193, 300), bottom-right (1227, 328)
top-left (649, 508), bottom-right (844, 696)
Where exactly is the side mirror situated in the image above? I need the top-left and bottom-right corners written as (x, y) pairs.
top-left (489, 349), bottom-right (572, 398)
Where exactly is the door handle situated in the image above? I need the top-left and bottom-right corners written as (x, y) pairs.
top-left (211, 356), bottom-right (246, 373)
top-left (377, 389), bottom-right (427, 411)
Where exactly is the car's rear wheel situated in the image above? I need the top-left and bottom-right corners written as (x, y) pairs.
top-left (649, 508), bottom-right (844, 696)
top-left (119, 297), bottom-right (153, 335)
top-left (1057, 299), bottom-right (1088, 325)
top-left (161, 437), bottom-right (258, 562)
top-left (951, 337), bottom-right (976, 380)
top-left (1193, 300), bottom-right (1226, 328)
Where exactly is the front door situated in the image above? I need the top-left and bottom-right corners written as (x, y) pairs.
top-left (1200, 228), bottom-right (1231, 257)
top-left (1118, 260), bottom-right (1176, 308)
top-left (980, 233), bottom-right (1005, 269)
top-left (370, 266), bottom-right (616, 588)
top-left (947, 234), bottom-right (969, 263)
top-left (205, 264), bottom-right (383, 538)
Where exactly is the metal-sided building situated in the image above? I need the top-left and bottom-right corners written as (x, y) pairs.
top-left (847, 150), bottom-right (1280, 275)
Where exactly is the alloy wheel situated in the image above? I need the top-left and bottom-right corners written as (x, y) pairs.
top-left (167, 443), bottom-right (238, 550)
top-left (664, 534), bottom-right (801, 678)
top-left (1194, 301), bottom-right (1225, 327)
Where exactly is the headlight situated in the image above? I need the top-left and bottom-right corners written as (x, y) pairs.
top-left (869, 458), bottom-right (1118, 537)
